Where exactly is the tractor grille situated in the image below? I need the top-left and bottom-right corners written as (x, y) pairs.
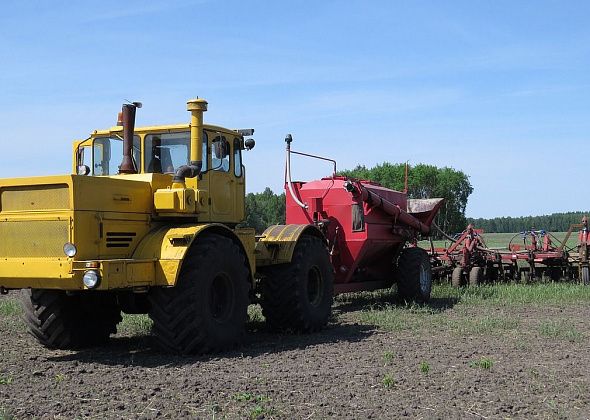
top-left (0, 184), bottom-right (69, 212)
top-left (0, 220), bottom-right (69, 258)
top-left (106, 232), bottom-right (137, 248)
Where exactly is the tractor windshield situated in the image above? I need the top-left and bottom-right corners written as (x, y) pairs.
top-left (144, 132), bottom-right (208, 174)
top-left (81, 136), bottom-right (140, 176)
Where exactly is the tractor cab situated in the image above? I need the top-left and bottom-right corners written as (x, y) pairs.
top-left (72, 101), bottom-right (255, 225)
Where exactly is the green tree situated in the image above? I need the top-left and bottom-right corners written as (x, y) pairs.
top-left (242, 188), bottom-right (286, 233)
top-left (467, 211), bottom-right (589, 233)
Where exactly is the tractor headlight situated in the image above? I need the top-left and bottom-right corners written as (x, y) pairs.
top-left (83, 270), bottom-right (100, 289)
top-left (63, 242), bottom-right (77, 258)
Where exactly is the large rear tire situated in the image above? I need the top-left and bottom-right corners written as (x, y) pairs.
top-left (451, 267), bottom-right (464, 288)
top-left (260, 235), bottom-right (334, 332)
top-left (21, 290), bottom-right (121, 349)
top-left (148, 234), bottom-right (250, 354)
top-left (396, 247), bottom-right (432, 302)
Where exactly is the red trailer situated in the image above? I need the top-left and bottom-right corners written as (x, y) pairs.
top-left (281, 135), bottom-right (444, 301)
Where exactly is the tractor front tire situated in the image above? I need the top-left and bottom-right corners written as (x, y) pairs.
top-left (396, 247), bottom-right (432, 302)
top-left (582, 266), bottom-right (590, 286)
top-left (22, 289), bottom-right (121, 349)
top-left (469, 267), bottom-right (484, 286)
top-left (451, 267), bottom-right (464, 288)
top-left (148, 234), bottom-right (250, 354)
top-left (261, 235), bottom-right (334, 332)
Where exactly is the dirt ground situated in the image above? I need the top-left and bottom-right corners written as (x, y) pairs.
top-left (1, 290), bottom-right (590, 419)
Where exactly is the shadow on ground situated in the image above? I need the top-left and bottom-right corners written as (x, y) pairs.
top-left (45, 289), bottom-right (458, 367)
top-left (333, 290), bottom-right (460, 314)
top-left (46, 322), bottom-right (375, 368)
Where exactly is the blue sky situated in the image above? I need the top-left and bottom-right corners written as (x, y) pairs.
top-left (0, 0), bottom-right (588, 218)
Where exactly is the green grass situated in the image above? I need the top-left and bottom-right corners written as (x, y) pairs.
top-left (359, 303), bottom-right (519, 335)
top-left (433, 283), bottom-right (590, 306)
top-left (0, 407), bottom-right (14, 420)
top-left (382, 373), bottom-right (395, 389)
top-left (539, 320), bottom-right (583, 342)
top-left (357, 283), bottom-right (590, 337)
top-left (0, 299), bottom-right (22, 317)
top-left (232, 392), bottom-right (274, 419)
top-left (233, 392), bottom-right (270, 404)
top-left (421, 231), bottom-right (579, 251)
top-left (419, 361), bottom-right (430, 375)
top-left (248, 304), bottom-right (265, 323)
top-left (118, 314), bottom-right (152, 335)
top-left (0, 375), bottom-right (13, 385)
top-left (383, 351), bottom-right (395, 365)
top-left (470, 357), bottom-right (494, 370)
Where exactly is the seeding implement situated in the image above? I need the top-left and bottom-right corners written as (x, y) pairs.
top-left (0, 99), bottom-right (443, 353)
top-left (429, 219), bottom-right (590, 286)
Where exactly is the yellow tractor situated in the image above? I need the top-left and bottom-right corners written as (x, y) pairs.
top-left (0, 99), bottom-right (333, 353)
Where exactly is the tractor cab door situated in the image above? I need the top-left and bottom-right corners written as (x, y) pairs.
top-left (206, 132), bottom-right (242, 224)
top-left (232, 137), bottom-right (246, 222)
top-left (208, 133), bottom-right (234, 221)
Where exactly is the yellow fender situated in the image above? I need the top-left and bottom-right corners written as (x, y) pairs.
top-left (133, 223), bottom-right (255, 287)
top-left (254, 224), bottom-right (326, 267)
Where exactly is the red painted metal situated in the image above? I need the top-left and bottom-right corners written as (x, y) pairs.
top-left (579, 216), bottom-right (589, 245)
top-left (285, 174), bottom-right (443, 293)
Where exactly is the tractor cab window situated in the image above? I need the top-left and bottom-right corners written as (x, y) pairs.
top-left (233, 137), bottom-right (242, 177)
top-left (91, 136), bottom-right (140, 176)
top-left (212, 135), bottom-right (230, 172)
top-left (145, 132), bottom-right (208, 174)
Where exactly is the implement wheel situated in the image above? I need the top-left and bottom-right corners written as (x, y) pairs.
top-left (149, 234), bottom-right (250, 354)
top-left (451, 267), bottom-right (464, 288)
top-left (469, 266), bottom-right (484, 286)
top-left (396, 247), bottom-right (432, 302)
top-left (22, 290), bottom-right (121, 349)
top-left (549, 267), bottom-right (562, 282)
top-left (261, 235), bottom-right (334, 332)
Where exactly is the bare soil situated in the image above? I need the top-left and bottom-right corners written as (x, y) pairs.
top-left (1, 291), bottom-right (590, 419)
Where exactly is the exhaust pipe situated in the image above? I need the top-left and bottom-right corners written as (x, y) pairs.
top-left (119, 102), bottom-right (141, 174)
top-left (173, 98), bottom-right (208, 187)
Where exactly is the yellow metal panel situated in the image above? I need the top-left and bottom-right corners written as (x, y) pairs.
top-left (77, 259), bottom-right (158, 289)
top-left (0, 259), bottom-right (76, 290)
top-left (0, 219), bottom-right (70, 258)
top-left (132, 224), bottom-right (256, 287)
top-left (1, 184), bottom-right (69, 212)
top-left (235, 227), bottom-right (256, 278)
top-left (255, 224), bottom-right (322, 267)
top-left (72, 175), bottom-right (153, 214)
top-left (132, 224), bottom-right (210, 286)
top-left (154, 188), bottom-right (196, 213)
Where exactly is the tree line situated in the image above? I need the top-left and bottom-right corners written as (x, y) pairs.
top-left (467, 212), bottom-right (589, 233)
top-left (243, 162), bottom-right (473, 236)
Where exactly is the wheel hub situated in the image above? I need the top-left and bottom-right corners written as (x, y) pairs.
top-left (307, 266), bottom-right (323, 307)
top-left (419, 263), bottom-right (430, 294)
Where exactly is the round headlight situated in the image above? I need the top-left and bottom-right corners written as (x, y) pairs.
top-left (63, 243), bottom-right (77, 258)
top-left (83, 270), bottom-right (100, 289)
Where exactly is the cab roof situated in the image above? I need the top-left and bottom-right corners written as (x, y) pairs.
top-left (91, 123), bottom-right (240, 137)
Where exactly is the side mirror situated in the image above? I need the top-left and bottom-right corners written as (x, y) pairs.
top-left (77, 165), bottom-right (90, 176)
top-left (245, 138), bottom-right (255, 150)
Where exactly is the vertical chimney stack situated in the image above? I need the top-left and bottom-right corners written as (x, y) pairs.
top-left (118, 103), bottom-right (140, 174)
